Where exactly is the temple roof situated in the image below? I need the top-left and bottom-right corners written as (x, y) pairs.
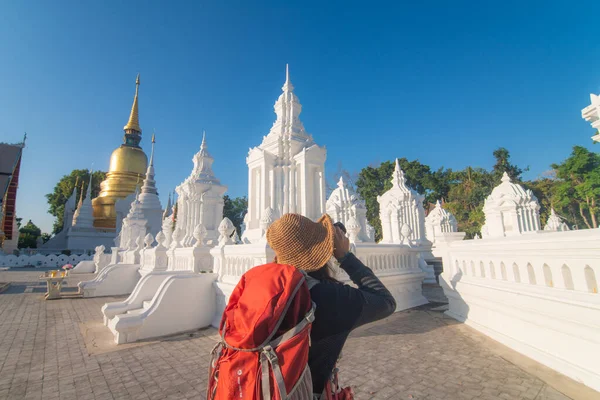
top-left (0, 141), bottom-right (25, 203)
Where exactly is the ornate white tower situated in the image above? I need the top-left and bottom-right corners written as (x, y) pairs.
top-left (481, 172), bottom-right (541, 238)
top-left (137, 134), bottom-right (163, 236)
top-left (377, 159), bottom-right (426, 244)
top-left (425, 200), bottom-right (458, 244)
top-left (544, 208), bottom-right (569, 232)
top-left (118, 191), bottom-right (148, 250)
top-left (175, 132), bottom-right (227, 246)
top-left (581, 93), bottom-right (600, 143)
top-left (243, 65), bottom-right (327, 243)
top-left (326, 177), bottom-right (374, 242)
top-left (72, 170), bottom-right (95, 228)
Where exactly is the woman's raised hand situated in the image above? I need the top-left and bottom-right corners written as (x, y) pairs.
top-left (333, 226), bottom-right (350, 261)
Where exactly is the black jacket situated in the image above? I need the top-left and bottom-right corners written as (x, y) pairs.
top-left (307, 253), bottom-right (397, 393)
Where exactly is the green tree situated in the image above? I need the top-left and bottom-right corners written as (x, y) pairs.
top-left (40, 233), bottom-right (52, 244)
top-left (223, 195), bottom-right (248, 235)
top-left (46, 169), bottom-right (106, 234)
top-left (445, 167), bottom-right (495, 238)
top-left (492, 147), bottom-right (527, 183)
top-left (551, 146), bottom-right (600, 229)
top-left (18, 220), bottom-right (41, 248)
top-left (523, 177), bottom-right (556, 227)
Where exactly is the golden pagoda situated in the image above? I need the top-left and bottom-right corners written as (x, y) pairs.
top-left (92, 74), bottom-right (148, 229)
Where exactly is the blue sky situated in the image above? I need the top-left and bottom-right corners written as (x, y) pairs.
top-left (1, 1), bottom-right (599, 233)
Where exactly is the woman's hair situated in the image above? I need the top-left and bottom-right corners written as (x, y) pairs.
top-left (273, 255), bottom-right (340, 283)
top-left (307, 263), bottom-right (339, 283)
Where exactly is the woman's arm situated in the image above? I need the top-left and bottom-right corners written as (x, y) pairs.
top-left (339, 252), bottom-right (397, 328)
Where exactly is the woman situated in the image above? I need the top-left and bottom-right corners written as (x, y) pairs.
top-left (267, 213), bottom-right (397, 396)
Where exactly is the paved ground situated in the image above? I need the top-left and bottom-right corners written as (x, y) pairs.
top-left (0, 271), bottom-right (595, 400)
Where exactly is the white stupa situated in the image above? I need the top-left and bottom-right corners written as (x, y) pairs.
top-left (425, 200), bottom-right (458, 244)
top-left (544, 208), bottom-right (570, 232)
top-left (377, 159), bottom-right (426, 244)
top-left (137, 133), bottom-right (163, 236)
top-left (175, 132), bottom-right (227, 246)
top-left (243, 65), bottom-right (327, 243)
top-left (581, 93), bottom-right (600, 143)
top-left (326, 176), bottom-right (374, 242)
top-left (72, 170), bottom-right (95, 228)
top-left (481, 172), bottom-right (541, 238)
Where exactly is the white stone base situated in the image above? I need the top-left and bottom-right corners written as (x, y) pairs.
top-left (418, 257), bottom-right (436, 284)
top-left (103, 271), bottom-right (217, 344)
top-left (78, 264), bottom-right (140, 297)
top-left (380, 271), bottom-right (428, 311)
top-left (71, 260), bottom-right (97, 274)
top-left (442, 277), bottom-right (600, 393)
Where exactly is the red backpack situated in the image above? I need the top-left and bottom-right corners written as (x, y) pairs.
top-left (207, 263), bottom-right (353, 400)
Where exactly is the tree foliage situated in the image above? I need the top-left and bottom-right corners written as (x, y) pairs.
top-left (46, 169), bottom-right (106, 234)
top-left (223, 195), bottom-right (248, 235)
top-left (18, 219), bottom-right (41, 248)
top-left (551, 146), bottom-right (600, 229)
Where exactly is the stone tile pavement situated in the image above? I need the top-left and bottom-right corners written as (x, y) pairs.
top-left (0, 273), bottom-right (596, 400)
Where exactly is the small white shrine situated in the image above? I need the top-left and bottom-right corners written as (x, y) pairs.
top-left (581, 93), bottom-right (600, 143)
top-left (425, 201), bottom-right (458, 244)
top-left (137, 134), bottom-right (163, 237)
top-left (326, 177), bottom-right (375, 242)
top-left (377, 159), bottom-right (426, 245)
top-left (242, 65), bottom-right (327, 243)
top-left (65, 171), bottom-right (115, 250)
top-left (544, 208), bottom-right (570, 232)
top-left (175, 133), bottom-right (227, 246)
top-left (480, 172), bottom-right (541, 238)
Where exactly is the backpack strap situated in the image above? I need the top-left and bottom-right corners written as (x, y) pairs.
top-left (269, 302), bottom-right (316, 348)
top-left (302, 271), bottom-right (320, 290)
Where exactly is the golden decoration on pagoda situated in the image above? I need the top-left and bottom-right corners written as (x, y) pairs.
top-left (92, 74), bottom-right (148, 229)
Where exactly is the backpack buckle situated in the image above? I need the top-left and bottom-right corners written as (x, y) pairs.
top-left (262, 346), bottom-right (279, 365)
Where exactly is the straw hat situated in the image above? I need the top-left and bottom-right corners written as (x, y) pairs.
top-left (266, 213), bottom-right (335, 272)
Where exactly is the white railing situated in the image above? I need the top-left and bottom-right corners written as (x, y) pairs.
top-left (168, 246), bottom-right (212, 273)
top-left (0, 253), bottom-right (93, 268)
top-left (437, 228), bottom-right (600, 392)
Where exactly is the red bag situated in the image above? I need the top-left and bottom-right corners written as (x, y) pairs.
top-left (207, 263), bottom-right (315, 400)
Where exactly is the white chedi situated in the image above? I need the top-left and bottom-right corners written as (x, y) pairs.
top-left (175, 133), bottom-right (227, 247)
top-left (377, 159), bottom-right (426, 244)
top-left (481, 172), bottom-right (541, 238)
top-left (326, 176), bottom-right (374, 242)
top-left (137, 134), bottom-right (163, 237)
top-left (119, 191), bottom-right (148, 250)
top-left (243, 65), bottom-right (327, 244)
top-left (581, 93), bottom-right (600, 143)
top-left (544, 208), bottom-right (569, 232)
top-left (425, 200), bottom-right (458, 244)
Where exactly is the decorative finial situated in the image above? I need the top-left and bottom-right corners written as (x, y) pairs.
top-left (149, 130), bottom-right (156, 167)
top-left (201, 130), bottom-right (206, 148)
top-left (124, 74), bottom-right (142, 134)
top-left (86, 168), bottom-right (94, 198)
top-left (282, 64), bottom-right (294, 92)
top-left (501, 172), bottom-right (511, 183)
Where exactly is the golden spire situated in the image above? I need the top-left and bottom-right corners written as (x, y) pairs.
top-left (123, 73), bottom-right (141, 133)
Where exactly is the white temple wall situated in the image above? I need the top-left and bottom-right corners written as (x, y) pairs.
top-left (437, 228), bottom-right (600, 392)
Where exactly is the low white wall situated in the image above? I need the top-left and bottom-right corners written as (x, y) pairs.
top-left (438, 229), bottom-right (600, 392)
top-left (0, 253), bottom-right (93, 268)
top-left (78, 264), bottom-right (141, 297)
top-left (211, 242), bottom-right (427, 327)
